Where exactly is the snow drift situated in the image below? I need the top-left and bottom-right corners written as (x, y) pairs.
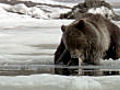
top-left (0, 74), bottom-right (120, 90)
top-left (0, 0), bottom-right (120, 20)
top-left (60, 0), bottom-right (120, 21)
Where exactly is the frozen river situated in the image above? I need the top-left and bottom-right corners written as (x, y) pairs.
top-left (0, 20), bottom-right (73, 65)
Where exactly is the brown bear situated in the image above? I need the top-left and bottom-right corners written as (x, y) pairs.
top-left (54, 14), bottom-right (120, 75)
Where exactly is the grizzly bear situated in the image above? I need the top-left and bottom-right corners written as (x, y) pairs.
top-left (54, 14), bottom-right (120, 75)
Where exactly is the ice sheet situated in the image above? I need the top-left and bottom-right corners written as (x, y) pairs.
top-left (0, 74), bottom-right (119, 90)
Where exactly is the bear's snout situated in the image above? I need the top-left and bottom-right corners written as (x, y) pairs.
top-left (70, 49), bottom-right (81, 59)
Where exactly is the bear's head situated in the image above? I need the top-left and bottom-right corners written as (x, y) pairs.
top-left (61, 20), bottom-right (91, 59)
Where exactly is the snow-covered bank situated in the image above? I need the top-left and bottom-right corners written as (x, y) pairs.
top-left (0, 0), bottom-right (120, 20)
top-left (59, 0), bottom-right (120, 21)
top-left (0, 3), bottom-right (70, 19)
top-left (0, 74), bottom-right (119, 90)
top-left (0, 0), bottom-right (73, 19)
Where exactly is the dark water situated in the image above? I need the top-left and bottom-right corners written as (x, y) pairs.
top-left (0, 64), bottom-right (119, 76)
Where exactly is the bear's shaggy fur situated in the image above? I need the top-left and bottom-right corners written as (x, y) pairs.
top-left (54, 14), bottom-right (120, 74)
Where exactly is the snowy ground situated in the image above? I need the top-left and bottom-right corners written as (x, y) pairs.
top-left (0, 74), bottom-right (120, 90)
top-left (0, 0), bottom-right (120, 20)
top-left (0, 19), bottom-right (73, 65)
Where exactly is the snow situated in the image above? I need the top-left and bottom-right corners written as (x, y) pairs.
top-left (102, 58), bottom-right (120, 66)
top-left (0, 3), bottom-right (71, 19)
top-left (0, 19), bottom-right (73, 65)
top-left (0, 74), bottom-right (119, 90)
top-left (88, 6), bottom-right (114, 19)
top-left (0, 0), bottom-right (119, 20)
top-left (113, 8), bottom-right (120, 15)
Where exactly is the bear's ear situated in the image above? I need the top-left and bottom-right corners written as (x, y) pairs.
top-left (61, 25), bottom-right (67, 32)
top-left (75, 20), bottom-right (85, 29)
